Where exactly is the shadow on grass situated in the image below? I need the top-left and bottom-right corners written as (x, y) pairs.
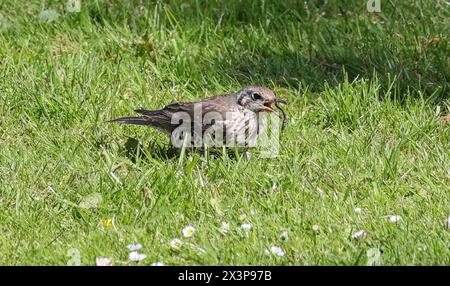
top-left (121, 136), bottom-right (255, 162)
top-left (121, 137), bottom-right (180, 162)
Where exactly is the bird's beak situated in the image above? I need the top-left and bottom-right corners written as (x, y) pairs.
top-left (262, 98), bottom-right (286, 112)
top-left (262, 101), bottom-right (275, 112)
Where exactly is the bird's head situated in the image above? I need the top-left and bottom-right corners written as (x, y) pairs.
top-left (237, 86), bottom-right (285, 113)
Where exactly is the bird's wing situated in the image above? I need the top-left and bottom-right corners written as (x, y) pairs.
top-left (112, 95), bottom-right (238, 135)
top-left (149, 95), bottom-right (237, 133)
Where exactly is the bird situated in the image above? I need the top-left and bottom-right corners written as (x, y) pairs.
top-left (109, 86), bottom-right (287, 148)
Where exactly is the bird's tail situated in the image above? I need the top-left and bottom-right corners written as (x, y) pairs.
top-left (108, 109), bottom-right (173, 131)
top-left (108, 116), bottom-right (151, 126)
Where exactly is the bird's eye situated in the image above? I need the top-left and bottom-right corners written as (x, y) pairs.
top-left (251, 92), bottom-right (262, 100)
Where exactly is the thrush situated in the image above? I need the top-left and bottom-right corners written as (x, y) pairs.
top-left (109, 86), bottom-right (287, 148)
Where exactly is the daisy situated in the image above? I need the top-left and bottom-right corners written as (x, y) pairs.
top-left (182, 225), bottom-right (196, 238)
top-left (127, 243), bottom-right (142, 252)
top-left (220, 222), bottom-right (230, 234)
top-left (240, 223), bottom-right (252, 231)
top-left (280, 231), bottom-right (289, 241)
top-left (351, 230), bottom-right (367, 239)
top-left (95, 257), bottom-right (113, 266)
top-left (169, 238), bottom-right (183, 250)
top-left (312, 224), bottom-right (320, 232)
top-left (354, 207), bottom-right (362, 214)
top-left (150, 262), bottom-right (165, 266)
top-left (265, 246), bottom-right (285, 257)
top-left (128, 251), bottom-right (147, 262)
top-left (389, 215), bottom-right (402, 223)
top-left (446, 215), bottom-right (450, 229)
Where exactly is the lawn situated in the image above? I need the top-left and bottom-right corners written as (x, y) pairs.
top-left (0, 0), bottom-right (449, 265)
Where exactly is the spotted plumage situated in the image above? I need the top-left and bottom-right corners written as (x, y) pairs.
top-left (109, 86), bottom-right (286, 148)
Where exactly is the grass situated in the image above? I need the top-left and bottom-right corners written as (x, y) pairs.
top-left (0, 0), bottom-right (449, 265)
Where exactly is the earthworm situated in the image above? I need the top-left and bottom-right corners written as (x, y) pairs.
top-left (275, 98), bottom-right (287, 132)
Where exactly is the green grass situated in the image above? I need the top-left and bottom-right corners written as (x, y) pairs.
top-left (0, 0), bottom-right (449, 265)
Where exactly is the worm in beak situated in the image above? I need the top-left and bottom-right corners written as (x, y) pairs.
top-left (274, 98), bottom-right (287, 132)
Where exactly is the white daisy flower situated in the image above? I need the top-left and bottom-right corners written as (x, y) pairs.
top-left (351, 230), bottom-right (367, 239)
top-left (354, 207), bottom-right (362, 214)
top-left (127, 243), bottom-right (142, 252)
top-left (389, 215), bottom-right (402, 223)
top-left (312, 224), bottom-right (320, 232)
top-left (182, 225), bottom-right (196, 238)
top-left (150, 262), bottom-right (165, 266)
top-left (266, 245), bottom-right (285, 257)
top-left (280, 231), bottom-right (289, 241)
top-left (445, 216), bottom-right (450, 229)
top-left (220, 222), bottom-right (230, 234)
top-left (240, 223), bottom-right (252, 231)
top-left (169, 238), bottom-right (183, 250)
top-left (95, 257), bottom-right (113, 266)
top-left (128, 251), bottom-right (147, 262)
